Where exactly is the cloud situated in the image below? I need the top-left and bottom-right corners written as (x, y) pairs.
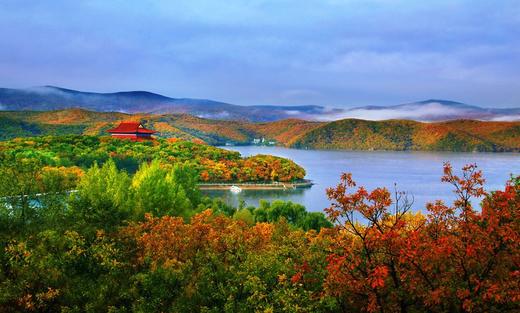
top-left (0, 1), bottom-right (519, 107)
top-left (197, 111), bottom-right (231, 119)
top-left (318, 101), bottom-right (520, 122)
top-left (490, 115), bottom-right (520, 121)
top-left (315, 102), bottom-right (461, 121)
top-left (282, 110), bottom-right (304, 116)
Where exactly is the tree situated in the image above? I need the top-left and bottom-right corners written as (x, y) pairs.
top-left (233, 208), bottom-right (255, 225)
top-left (253, 200), bottom-right (332, 231)
top-left (121, 210), bottom-right (337, 312)
top-left (0, 156), bottom-right (41, 234)
top-left (132, 160), bottom-right (195, 218)
top-left (400, 164), bottom-right (520, 312)
top-left (68, 159), bottom-right (132, 233)
top-left (323, 164), bottom-right (520, 313)
top-left (324, 172), bottom-right (416, 312)
top-left (301, 212), bottom-right (333, 231)
top-left (0, 156), bottom-right (80, 236)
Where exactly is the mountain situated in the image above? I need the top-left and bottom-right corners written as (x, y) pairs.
top-left (329, 99), bottom-right (520, 122)
top-left (1, 86), bottom-right (519, 122)
top-left (0, 86), bottom-right (338, 122)
top-left (1, 109), bottom-right (520, 152)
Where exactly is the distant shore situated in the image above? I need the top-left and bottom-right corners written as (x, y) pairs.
top-left (198, 179), bottom-right (313, 190)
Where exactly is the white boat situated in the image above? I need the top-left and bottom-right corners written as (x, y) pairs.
top-left (229, 185), bottom-right (242, 193)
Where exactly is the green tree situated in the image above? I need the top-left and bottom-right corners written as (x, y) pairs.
top-left (68, 159), bottom-right (132, 233)
top-left (252, 200), bottom-right (332, 231)
top-left (301, 212), bottom-right (333, 231)
top-left (132, 160), bottom-right (196, 218)
top-left (233, 208), bottom-right (255, 225)
top-left (170, 163), bottom-right (201, 206)
top-left (0, 156), bottom-right (42, 235)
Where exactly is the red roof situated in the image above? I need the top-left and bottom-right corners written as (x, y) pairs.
top-left (107, 122), bottom-right (156, 134)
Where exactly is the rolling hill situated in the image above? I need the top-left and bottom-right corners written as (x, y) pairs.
top-left (291, 118), bottom-right (520, 152)
top-left (0, 109), bottom-right (321, 145)
top-left (1, 109), bottom-right (520, 152)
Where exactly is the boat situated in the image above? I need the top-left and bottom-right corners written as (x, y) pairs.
top-left (229, 185), bottom-right (242, 193)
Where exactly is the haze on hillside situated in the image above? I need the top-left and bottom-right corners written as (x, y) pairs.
top-left (2, 86), bottom-right (520, 122)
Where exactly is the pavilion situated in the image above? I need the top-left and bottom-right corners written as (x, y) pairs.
top-left (107, 122), bottom-right (156, 141)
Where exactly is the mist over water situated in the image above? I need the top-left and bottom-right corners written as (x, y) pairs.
top-left (207, 146), bottom-right (520, 213)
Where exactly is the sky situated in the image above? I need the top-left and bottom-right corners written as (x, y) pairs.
top-left (1, 0), bottom-right (519, 108)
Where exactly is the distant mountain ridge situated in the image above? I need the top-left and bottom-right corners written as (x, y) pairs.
top-left (0, 86), bottom-right (519, 122)
top-left (0, 86), bottom-right (338, 122)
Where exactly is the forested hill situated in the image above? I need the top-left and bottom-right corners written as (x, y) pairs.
top-left (291, 119), bottom-right (520, 152)
top-left (1, 109), bottom-right (520, 152)
top-left (0, 109), bottom-right (322, 146)
top-left (0, 135), bottom-right (305, 183)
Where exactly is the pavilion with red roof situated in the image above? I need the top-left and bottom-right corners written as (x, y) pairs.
top-left (107, 122), bottom-right (156, 141)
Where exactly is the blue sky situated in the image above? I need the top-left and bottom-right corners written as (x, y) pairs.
top-left (1, 0), bottom-right (519, 107)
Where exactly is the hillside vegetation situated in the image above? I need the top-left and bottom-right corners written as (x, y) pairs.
top-left (1, 109), bottom-right (520, 152)
top-left (0, 109), bottom-right (320, 146)
top-left (0, 135), bottom-right (305, 183)
top-left (292, 119), bottom-right (520, 152)
top-left (1, 159), bottom-right (519, 312)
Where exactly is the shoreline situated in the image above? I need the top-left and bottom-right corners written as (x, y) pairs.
top-left (198, 179), bottom-right (313, 190)
top-left (218, 144), bottom-right (520, 154)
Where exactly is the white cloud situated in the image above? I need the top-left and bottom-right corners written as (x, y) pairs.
top-left (316, 101), bottom-right (520, 122)
top-left (282, 110), bottom-right (302, 116)
top-left (197, 111), bottom-right (231, 119)
top-left (321, 102), bottom-right (457, 121)
top-left (489, 115), bottom-right (520, 121)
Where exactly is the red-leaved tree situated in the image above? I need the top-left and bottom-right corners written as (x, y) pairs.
top-left (324, 163), bottom-right (520, 313)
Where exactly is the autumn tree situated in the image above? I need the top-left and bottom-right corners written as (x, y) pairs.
top-left (324, 172), bottom-right (418, 312)
top-left (400, 164), bottom-right (520, 312)
top-left (323, 164), bottom-right (520, 313)
top-left (121, 210), bottom-right (337, 312)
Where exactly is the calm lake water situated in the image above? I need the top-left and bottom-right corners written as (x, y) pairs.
top-left (204, 146), bottom-right (520, 213)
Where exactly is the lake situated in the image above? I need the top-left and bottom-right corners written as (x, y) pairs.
top-left (203, 146), bottom-right (520, 213)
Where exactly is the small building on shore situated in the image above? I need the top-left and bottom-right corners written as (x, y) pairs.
top-left (107, 122), bottom-right (156, 141)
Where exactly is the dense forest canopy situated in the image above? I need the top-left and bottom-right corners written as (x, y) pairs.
top-left (0, 157), bottom-right (518, 312)
top-left (0, 135), bottom-right (305, 183)
top-left (0, 121), bottom-right (518, 313)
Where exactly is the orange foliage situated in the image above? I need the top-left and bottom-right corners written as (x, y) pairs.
top-left (123, 210), bottom-right (275, 270)
top-left (33, 108), bottom-right (129, 125)
top-left (249, 119), bottom-right (323, 146)
top-left (324, 164), bottom-right (520, 312)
